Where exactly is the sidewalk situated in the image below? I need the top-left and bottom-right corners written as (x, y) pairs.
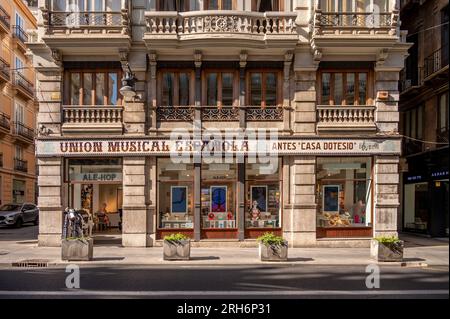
top-left (0, 234), bottom-right (448, 267)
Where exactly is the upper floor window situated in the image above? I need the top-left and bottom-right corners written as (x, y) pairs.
top-left (248, 71), bottom-right (280, 107)
top-left (252, 0), bottom-right (283, 12)
top-left (203, 71), bottom-right (237, 106)
top-left (15, 56), bottom-right (24, 74)
top-left (51, 0), bottom-right (121, 12)
top-left (438, 92), bottom-right (449, 133)
top-left (404, 105), bottom-right (424, 140)
top-left (319, 0), bottom-right (390, 12)
top-left (205, 0), bottom-right (235, 10)
top-left (14, 102), bottom-right (24, 123)
top-left (157, 0), bottom-right (191, 11)
top-left (159, 70), bottom-right (194, 106)
top-left (68, 70), bottom-right (120, 106)
top-left (319, 70), bottom-right (371, 105)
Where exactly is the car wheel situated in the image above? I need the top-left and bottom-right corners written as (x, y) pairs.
top-left (33, 216), bottom-right (39, 226)
top-left (15, 218), bottom-right (23, 228)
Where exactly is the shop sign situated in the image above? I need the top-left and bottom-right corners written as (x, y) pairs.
top-left (431, 170), bottom-right (449, 179)
top-left (36, 138), bottom-right (401, 157)
top-left (70, 173), bottom-right (123, 182)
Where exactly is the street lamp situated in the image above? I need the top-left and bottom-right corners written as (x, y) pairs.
top-left (119, 63), bottom-right (137, 99)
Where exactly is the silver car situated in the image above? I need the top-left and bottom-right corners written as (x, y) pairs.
top-left (0, 203), bottom-right (39, 228)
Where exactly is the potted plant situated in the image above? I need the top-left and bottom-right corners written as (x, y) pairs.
top-left (257, 232), bottom-right (288, 262)
top-left (163, 233), bottom-right (191, 261)
top-left (61, 237), bottom-right (94, 261)
top-left (371, 236), bottom-right (404, 262)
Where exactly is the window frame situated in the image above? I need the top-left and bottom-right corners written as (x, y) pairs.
top-left (202, 69), bottom-right (239, 107)
top-left (404, 105), bottom-right (425, 139)
top-left (246, 70), bottom-right (283, 107)
top-left (251, 0), bottom-right (284, 11)
top-left (65, 69), bottom-right (122, 106)
top-left (438, 92), bottom-right (449, 133)
top-left (157, 0), bottom-right (191, 11)
top-left (318, 69), bottom-right (374, 106)
top-left (157, 69), bottom-right (195, 107)
top-left (204, 0), bottom-right (237, 10)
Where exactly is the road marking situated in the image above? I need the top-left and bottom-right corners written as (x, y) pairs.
top-left (0, 290), bottom-right (447, 296)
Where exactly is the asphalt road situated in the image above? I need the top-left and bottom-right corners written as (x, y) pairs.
top-left (0, 265), bottom-right (448, 299)
top-left (0, 224), bottom-right (38, 242)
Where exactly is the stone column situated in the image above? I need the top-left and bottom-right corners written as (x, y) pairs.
top-left (374, 156), bottom-right (400, 238)
top-left (147, 156), bottom-right (157, 246)
top-left (283, 51), bottom-right (293, 133)
top-left (123, 101), bottom-right (146, 135)
top-left (148, 52), bottom-right (157, 135)
top-left (375, 69), bottom-right (400, 134)
top-left (284, 156), bottom-right (317, 247)
top-left (37, 157), bottom-right (63, 247)
top-left (239, 52), bottom-right (247, 129)
top-left (122, 157), bottom-right (150, 247)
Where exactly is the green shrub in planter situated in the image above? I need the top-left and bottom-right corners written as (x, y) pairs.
top-left (371, 236), bottom-right (404, 262)
top-left (257, 232), bottom-right (288, 261)
top-left (163, 233), bottom-right (191, 260)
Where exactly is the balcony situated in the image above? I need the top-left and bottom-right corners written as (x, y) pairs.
top-left (62, 105), bottom-right (124, 135)
top-left (12, 72), bottom-right (34, 100)
top-left (12, 25), bottom-right (28, 52)
top-left (399, 66), bottom-right (423, 96)
top-left (41, 9), bottom-right (131, 55)
top-left (12, 122), bottom-right (35, 144)
top-left (14, 158), bottom-right (28, 173)
top-left (0, 56), bottom-right (9, 83)
top-left (311, 10), bottom-right (400, 54)
top-left (0, 5), bottom-right (10, 34)
top-left (316, 105), bottom-right (376, 132)
top-left (423, 46), bottom-right (449, 82)
top-left (437, 128), bottom-right (449, 144)
top-left (0, 112), bottom-right (10, 134)
top-left (144, 11), bottom-right (298, 52)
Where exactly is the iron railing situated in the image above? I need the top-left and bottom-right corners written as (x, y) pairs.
top-left (0, 57), bottom-right (9, 81)
top-left (0, 112), bottom-right (10, 131)
top-left (13, 72), bottom-right (34, 97)
top-left (0, 5), bottom-right (10, 29)
top-left (13, 25), bottom-right (28, 43)
top-left (424, 46), bottom-right (449, 79)
top-left (14, 158), bottom-right (28, 172)
top-left (13, 121), bottom-right (34, 141)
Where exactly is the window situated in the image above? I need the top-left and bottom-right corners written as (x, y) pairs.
top-left (157, 0), bottom-right (190, 11)
top-left (159, 71), bottom-right (193, 106)
top-left (438, 92), bottom-right (449, 133)
top-left (319, 71), bottom-right (370, 105)
top-left (205, 0), bottom-right (234, 10)
top-left (319, 0), bottom-right (389, 12)
top-left (15, 12), bottom-right (24, 29)
top-left (204, 71), bottom-right (237, 107)
top-left (248, 71), bottom-right (280, 107)
top-left (252, 0), bottom-right (282, 11)
top-left (15, 145), bottom-right (23, 160)
top-left (404, 105), bottom-right (424, 139)
top-left (317, 157), bottom-right (373, 232)
top-left (12, 180), bottom-right (25, 204)
top-left (15, 56), bottom-right (24, 74)
top-left (68, 70), bottom-right (121, 106)
top-left (157, 158), bottom-right (194, 230)
top-left (245, 160), bottom-right (282, 229)
top-left (51, 0), bottom-right (121, 11)
top-left (14, 102), bottom-right (24, 123)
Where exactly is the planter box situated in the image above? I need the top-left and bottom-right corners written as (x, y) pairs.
top-left (61, 238), bottom-right (93, 261)
top-left (163, 240), bottom-right (190, 260)
top-left (370, 239), bottom-right (404, 262)
top-left (259, 242), bottom-right (288, 262)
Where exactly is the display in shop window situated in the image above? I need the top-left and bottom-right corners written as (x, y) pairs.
top-left (210, 186), bottom-right (227, 213)
top-left (251, 185), bottom-right (268, 212)
top-left (171, 186), bottom-right (188, 214)
top-left (323, 185), bottom-right (340, 213)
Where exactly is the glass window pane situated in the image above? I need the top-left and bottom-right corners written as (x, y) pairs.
top-left (411, 108), bottom-right (417, 138)
top-left (207, 73), bottom-right (218, 106)
top-left (222, 0), bottom-right (232, 10)
top-left (265, 73), bottom-right (277, 106)
top-left (250, 73), bottom-right (262, 106)
top-left (358, 73), bottom-right (367, 105)
top-left (417, 106), bottom-right (423, 139)
top-left (179, 73), bottom-right (190, 106)
top-left (70, 73), bottom-right (80, 105)
top-left (221, 73), bottom-right (233, 106)
top-left (440, 94), bottom-right (447, 130)
top-left (95, 73), bottom-right (105, 105)
top-left (321, 73), bottom-right (331, 105)
top-left (162, 73), bottom-right (174, 106)
top-left (207, 0), bottom-right (218, 9)
top-left (82, 73), bottom-right (92, 105)
top-left (106, 0), bottom-right (121, 11)
top-left (108, 73), bottom-right (118, 105)
top-left (334, 73), bottom-right (343, 105)
top-left (346, 73), bottom-right (355, 105)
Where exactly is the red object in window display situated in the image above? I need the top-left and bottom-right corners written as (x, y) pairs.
top-left (208, 212), bottom-right (215, 220)
top-left (354, 214), bottom-right (360, 223)
top-left (227, 212), bottom-right (233, 220)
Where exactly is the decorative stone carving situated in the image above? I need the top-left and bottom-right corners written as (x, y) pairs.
top-left (194, 51), bottom-right (202, 68)
top-left (149, 51), bottom-right (157, 79)
top-left (240, 51), bottom-right (248, 69)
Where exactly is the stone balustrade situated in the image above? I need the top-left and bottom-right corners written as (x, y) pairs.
top-left (62, 105), bottom-right (124, 134)
top-left (316, 105), bottom-right (376, 131)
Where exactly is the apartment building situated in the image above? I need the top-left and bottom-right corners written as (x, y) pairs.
top-left (0, 0), bottom-right (37, 207)
top-left (399, 0), bottom-right (448, 237)
top-left (29, 0), bottom-right (410, 248)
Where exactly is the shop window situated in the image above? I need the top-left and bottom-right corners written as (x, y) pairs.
top-left (319, 71), bottom-right (371, 105)
top-left (248, 71), bottom-right (280, 107)
top-left (12, 180), bottom-right (25, 204)
top-left (159, 71), bottom-right (193, 106)
top-left (68, 70), bottom-right (121, 106)
top-left (205, 0), bottom-right (234, 10)
top-left (245, 160), bottom-right (282, 229)
top-left (404, 183), bottom-right (429, 233)
top-left (157, 158), bottom-right (194, 230)
top-left (201, 163), bottom-right (237, 229)
top-left (316, 158), bottom-right (372, 231)
top-left (203, 71), bottom-right (237, 107)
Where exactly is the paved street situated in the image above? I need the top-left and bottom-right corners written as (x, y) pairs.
top-left (0, 265), bottom-right (448, 299)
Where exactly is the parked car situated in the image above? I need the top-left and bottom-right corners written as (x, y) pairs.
top-left (0, 203), bottom-right (39, 228)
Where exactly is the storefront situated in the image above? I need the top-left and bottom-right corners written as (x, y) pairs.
top-left (12, 179), bottom-right (26, 204)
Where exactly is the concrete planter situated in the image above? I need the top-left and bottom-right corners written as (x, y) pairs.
top-left (61, 238), bottom-right (93, 261)
top-left (259, 242), bottom-right (288, 262)
top-left (370, 239), bottom-right (404, 262)
top-left (163, 240), bottom-right (191, 260)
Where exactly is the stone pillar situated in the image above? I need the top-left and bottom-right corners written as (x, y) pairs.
top-left (239, 52), bottom-right (247, 129)
top-left (123, 101), bottom-right (146, 135)
top-left (122, 157), bottom-right (150, 247)
top-left (148, 52), bottom-right (157, 135)
top-left (37, 157), bottom-right (63, 247)
top-left (283, 51), bottom-right (293, 133)
top-left (237, 162), bottom-right (245, 241)
top-left (375, 70), bottom-right (400, 134)
top-left (374, 156), bottom-right (400, 238)
top-left (293, 69), bottom-right (317, 135)
top-left (194, 51), bottom-right (202, 131)
top-left (284, 156), bottom-right (317, 247)
top-left (194, 164), bottom-right (201, 241)
top-left (147, 156), bottom-right (157, 245)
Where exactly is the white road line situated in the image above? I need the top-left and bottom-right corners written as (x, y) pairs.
top-left (0, 290), bottom-right (447, 296)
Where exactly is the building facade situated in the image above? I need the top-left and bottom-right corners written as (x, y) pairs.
top-left (29, 0), bottom-right (409, 247)
top-left (399, 0), bottom-right (448, 237)
top-left (0, 0), bottom-right (37, 207)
